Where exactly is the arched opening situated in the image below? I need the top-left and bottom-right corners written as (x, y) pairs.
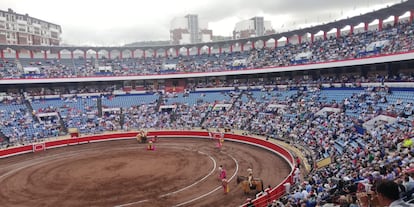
top-left (313, 30), bottom-right (324, 41)
top-left (340, 25), bottom-right (351, 36)
top-left (98, 49), bottom-right (109, 59)
top-left (31, 49), bottom-right (44, 59)
top-left (398, 11), bottom-right (411, 22)
top-left (368, 19), bottom-right (379, 31)
top-left (178, 46), bottom-right (187, 56)
top-left (200, 45), bottom-right (209, 55)
top-left (59, 49), bottom-right (71, 59)
top-left (122, 49), bottom-right (132, 59)
top-left (277, 37), bottom-right (288, 47)
top-left (189, 46), bottom-right (198, 56)
top-left (244, 41), bottom-right (253, 51)
top-left (110, 49), bottom-right (121, 59)
top-left (86, 49), bottom-right (96, 59)
top-left (326, 28), bottom-right (338, 39)
top-left (255, 40), bottom-right (265, 49)
top-left (72, 49), bottom-right (85, 59)
top-left (353, 22), bottom-right (366, 34)
top-left (47, 48), bottom-right (58, 59)
top-left (4, 47), bottom-right (16, 59)
top-left (145, 48), bottom-right (154, 58)
top-left (155, 48), bottom-right (165, 58)
top-left (133, 49), bottom-right (144, 59)
top-left (383, 15), bottom-right (395, 28)
top-left (232, 42), bottom-right (241, 52)
top-left (288, 35), bottom-right (300, 45)
top-left (165, 47), bottom-right (176, 57)
top-left (210, 45), bottom-right (219, 54)
top-left (265, 38), bottom-right (276, 48)
top-left (301, 33), bottom-right (312, 43)
top-left (17, 48), bottom-right (30, 58)
top-left (221, 44), bottom-right (231, 54)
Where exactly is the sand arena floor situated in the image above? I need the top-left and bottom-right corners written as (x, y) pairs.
top-left (0, 138), bottom-right (291, 207)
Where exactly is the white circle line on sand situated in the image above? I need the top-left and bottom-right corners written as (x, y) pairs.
top-left (0, 150), bottom-right (95, 182)
top-left (172, 153), bottom-right (239, 207)
top-left (0, 144), bottom-right (183, 181)
top-left (115, 149), bottom-right (217, 207)
top-left (160, 150), bottom-right (217, 197)
top-left (0, 143), bottom-right (200, 184)
top-left (1, 142), bottom-right (236, 207)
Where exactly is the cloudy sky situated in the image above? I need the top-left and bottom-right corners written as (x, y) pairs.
top-left (0, 0), bottom-right (405, 46)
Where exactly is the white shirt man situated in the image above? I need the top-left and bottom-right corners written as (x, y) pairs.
top-left (247, 168), bottom-right (253, 186)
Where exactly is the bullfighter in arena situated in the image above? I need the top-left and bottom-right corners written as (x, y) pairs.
top-left (247, 167), bottom-right (253, 187)
top-left (219, 165), bottom-right (227, 180)
top-left (217, 137), bottom-right (224, 149)
top-left (219, 165), bottom-right (229, 193)
top-left (222, 178), bottom-right (229, 194)
top-left (147, 140), bottom-right (155, 150)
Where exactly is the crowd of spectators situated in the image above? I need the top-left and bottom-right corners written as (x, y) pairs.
top-left (253, 87), bottom-right (413, 207)
top-left (0, 93), bottom-right (63, 146)
top-left (0, 80), bottom-right (413, 207)
top-left (1, 21), bottom-right (414, 79)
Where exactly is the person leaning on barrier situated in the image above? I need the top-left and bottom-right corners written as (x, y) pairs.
top-left (376, 180), bottom-right (414, 207)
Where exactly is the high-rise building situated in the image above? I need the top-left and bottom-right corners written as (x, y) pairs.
top-left (233, 17), bottom-right (275, 39)
top-left (170, 14), bottom-right (212, 45)
top-left (0, 8), bottom-right (62, 45)
top-left (186, 14), bottom-right (199, 44)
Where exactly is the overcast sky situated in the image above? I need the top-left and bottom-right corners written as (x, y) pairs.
top-left (0, 0), bottom-right (406, 46)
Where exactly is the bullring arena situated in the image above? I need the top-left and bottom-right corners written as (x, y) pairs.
top-left (2, 1), bottom-right (414, 207)
top-left (0, 131), bottom-right (294, 207)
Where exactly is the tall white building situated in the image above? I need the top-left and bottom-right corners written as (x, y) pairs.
top-left (170, 14), bottom-right (212, 45)
top-left (233, 17), bottom-right (275, 39)
top-left (0, 8), bottom-right (62, 45)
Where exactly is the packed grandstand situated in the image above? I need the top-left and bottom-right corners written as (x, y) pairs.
top-left (1, 1), bottom-right (414, 207)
